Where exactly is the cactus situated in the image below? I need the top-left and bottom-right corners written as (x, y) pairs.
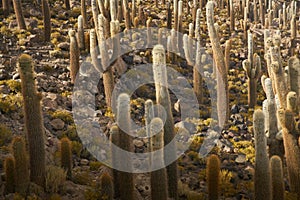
top-left (183, 34), bottom-right (193, 66)
top-left (277, 107), bottom-right (300, 198)
top-left (195, 9), bottom-right (201, 41)
top-left (90, 29), bottom-right (102, 73)
top-left (268, 10), bottom-right (274, 28)
top-left (110, 126), bottom-right (120, 198)
top-left (253, 109), bottom-right (271, 200)
top-left (12, 0), bottom-right (26, 29)
top-left (206, 1), bottom-right (229, 126)
top-left (12, 136), bottom-right (30, 196)
top-left (243, 32), bottom-right (261, 108)
top-left (145, 99), bottom-right (154, 140)
top-left (167, 2), bottom-right (172, 29)
top-left (81, 0), bottom-right (87, 28)
top-left (152, 44), bottom-right (178, 200)
top-left (110, 0), bottom-right (117, 21)
top-left (42, 0), bottom-right (51, 42)
top-left (225, 39), bottom-right (231, 72)
top-left (270, 155), bottom-right (284, 200)
top-left (117, 93), bottom-right (134, 200)
top-left (229, 0), bottom-right (234, 31)
top-left (194, 41), bottom-right (203, 104)
top-left (4, 156), bottom-right (15, 194)
top-left (99, 172), bottom-right (113, 200)
top-left (78, 15), bottom-right (85, 51)
top-left (263, 78), bottom-right (284, 158)
top-left (60, 137), bottom-right (72, 179)
top-left (91, 0), bottom-right (99, 31)
top-left (18, 54), bottom-right (46, 187)
top-left (287, 92), bottom-right (298, 114)
top-left (259, 0), bottom-right (265, 26)
top-left (173, 0), bottom-right (178, 30)
top-left (253, 0), bottom-right (258, 23)
top-left (2, 0), bottom-right (10, 17)
top-left (123, 0), bottom-right (131, 30)
top-left (134, 16), bottom-right (139, 28)
top-left (147, 18), bottom-right (152, 47)
top-left (150, 118), bottom-right (168, 200)
top-left (69, 30), bottom-right (80, 84)
top-left (98, 15), bottom-right (114, 108)
top-left (131, 0), bottom-right (136, 22)
top-left (64, 0), bottom-right (70, 9)
top-left (288, 56), bottom-right (300, 98)
top-left (206, 154), bottom-right (220, 200)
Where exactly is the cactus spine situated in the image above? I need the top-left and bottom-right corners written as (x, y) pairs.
top-left (253, 109), bottom-right (271, 200)
top-left (60, 137), bottom-right (72, 179)
top-left (4, 156), bottom-right (15, 194)
top-left (99, 172), bottom-right (114, 200)
top-left (78, 15), bottom-right (85, 51)
top-left (69, 30), bottom-right (80, 84)
top-left (206, 1), bottom-right (229, 126)
top-left (42, 0), bottom-right (51, 42)
top-left (18, 54), bottom-right (46, 187)
top-left (206, 154), bottom-right (220, 200)
top-left (152, 44), bottom-right (178, 200)
top-left (12, 137), bottom-right (30, 196)
top-left (12, 0), bottom-right (26, 29)
top-left (270, 155), bottom-right (284, 200)
top-left (150, 118), bottom-right (168, 200)
top-left (117, 93), bottom-right (134, 200)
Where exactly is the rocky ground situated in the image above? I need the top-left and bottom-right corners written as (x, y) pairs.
top-left (0, 0), bottom-right (299, 199)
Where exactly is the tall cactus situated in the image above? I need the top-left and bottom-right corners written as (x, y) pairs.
top-left (152, 44), bottom-right (178, 200)
top-left (288, 56), bottom-right (300, 100)
top-left (60, 137), bottom-right (72, 179)
top-left (206, 154), bottom-right (220, 200)
top-left (150, 118), bottom-right (168, 200)
top-left (12, 0), bottom-right (26, 29)
top-left (206, 1), bottom-right (229, 126)
top-left (270, 155), bottom-right (284, 200)
top-left (90, 29), bottom-right (102, 73)
top-left (2, 0), bottom-right (10, 17)
top-left (253, 109), bottom-right (271, 200)
top-left (18, 54), bottom-right (46, 187)
top-left (194, 41), bottom-right (203, 104)
top-left (12, 136), bottom-right (30, 196)
top-left (277, 105), bottom-right (300, 198)
top-left (110, 125), bottom-right (120, 198)
top-left (243, 31), bottom-right (261, 108)
top-left (117, 93), bottom-right (134, 200)
top-left (42, 0), bottom-right (51, 42)
top-left (78, 15), bottom-right (85, 51)
top-left (81, 0), bottom-right (87, 28)
top-left (4, 156), bottom-right (15, 194)
top-left (69, 30), bottom-right (80, 84)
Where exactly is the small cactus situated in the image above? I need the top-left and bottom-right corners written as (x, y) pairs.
top-left (253, 109), bottom-right (271, 200)
top-left (270, 156), bottom-right (284, 200)
top-left (99, 172), bottom-right (113, 200)
top-left (206, 154), bottom-right (220, 200)
top-left (69, 30), bottom-right (80, 84)
top-left (60, 137), bottom-right (72, 179)
top-left (12, 136), bottom-right (30, 196)
top-left (4, 156), bottom-right (15, 194)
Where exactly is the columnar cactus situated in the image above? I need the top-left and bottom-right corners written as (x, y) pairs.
top-left (4, 156), bottom-right (15, 194)
top-left (195, 9), bottom-right (201, 41)
top-left (98, 14), bottom-right (114, 108)
top-left (206, 154), bottom-right (220, 200)
top-left (81, 0), bottom-right (87, 28)
top-left (194, 41), bottom-right (203, 103)
top-left (69, 30), bottom-right (80, 84)
top-left (173, 0), bottom-right (178, 30)
top-left (259, 0), bottom-right (265, 26)
top-left (243, 32), bottom-right (261, 108)
top-left (12, 0), bottom-right (26, 29)
top-left (90, 29), bottom-right (102, 73)
top-left (206, 1), bottom-right (229, 126)
top-left (99, 172), bottom-right (114, 200)
top-left (253, 0), bottom-right (258, 23)
top-left (225, 39), bottom-right (231, 72)
top-left (60, 137), bottom-right (72, 178)
top-left (177, 0), bottom-right (183, 33)
top-left (277, 106), bottom-right (300, 198)
top-left (110, 0), bottom-right (117, 21)
top-left (91, 0), bottom-right (99, 31)
top-left (288, 56), bottom-right (300, 98)
top-left (145, 99), bottom-right (154, 140)
top-left (117, 93), bottom-right (134, 200)
top-left (229, 0), bottom-right (234, 31)
top-left (253, 109), bottom-right (271, 200)
top-left (152, 44), bottom-right (178, 200)
top-left (150, 118), bottom-right (168, 200)
top-left (167, 2), bottom-right (172, 29)
top-left (12, 136), bottom-right (30, 196)
top-left (18, 54), bottom-right (46, 187)
top-left (2, 0), bottom-right (10, 17)
top-left (123, 0), bottom-right (131, 30)
top-left (78, 15), bottom-right (85, 51)
top-left (131, 0), bottom-right (136, 22)
top-left (110, 125), bottom-right (120, 198)
top-left (270, 155), bottom-right (284, 200)
top-left (147, 18), bottom-right (152, 47)
top-left (42, 0), bottom-right (51, 42)
top-left (183, 34), bottom-right (193, 66)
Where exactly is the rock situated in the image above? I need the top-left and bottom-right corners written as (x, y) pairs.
top-left (133, 139), bottom-right (144, 148)
top-left (235, 154), bottom-right (246, 164)
top-left (50, 118), bottom-right (65, 130)
top-left (58, 42), bottom-right (70, 51)
top-left (80, 159), bottom-right (89, 165)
